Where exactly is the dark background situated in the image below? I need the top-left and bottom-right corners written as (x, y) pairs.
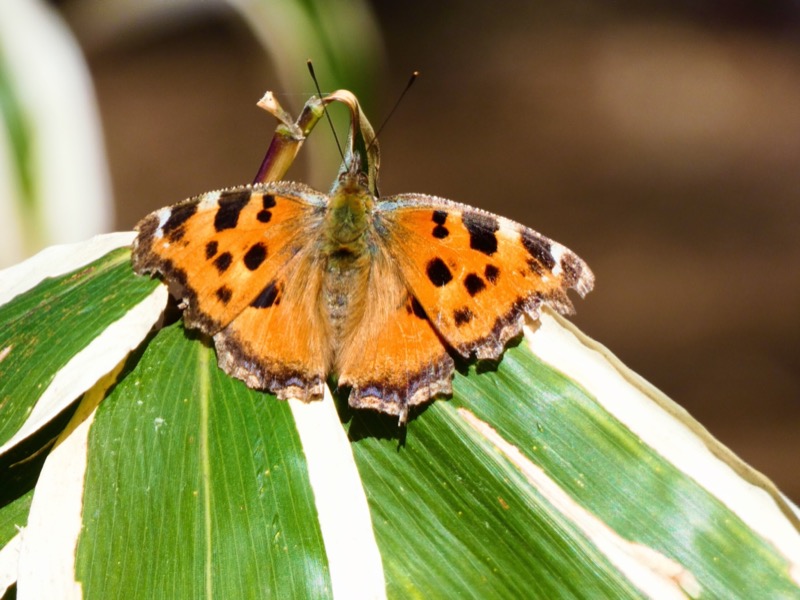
top-left (57, 2), bottom-right (800, 499)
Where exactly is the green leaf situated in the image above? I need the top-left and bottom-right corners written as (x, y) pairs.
top-left (349, 396), bottom-right (645, 598)
top-left (0, 490), bottom-right (30, 548)
top-left (348, 338), bottom-right (800, 598)
top-left (76, 322), bottom-right (331, 598)
top-left (0, 490), bottom-right (30, 596)
top-left (0, 236), bottom-right (164, 454)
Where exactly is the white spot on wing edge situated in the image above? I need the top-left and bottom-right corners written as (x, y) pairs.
top-left (0, 231), bottom-right (136, 307)
top-left (153, 207), bottom-right (171, 239)
top-left (198, 190), bottom-right (223, 210)
top-left (289, 389), bottom-right (387, 600)
top-left (457, 407), bottom-right (701, 599)
top-left (496, 216), bottom-right (569, 277)
top-left (526, 310), bottom-right (800, 585)
top-left (549, 242), bottom-right (566, 276)
top-left (0, 285), bottom-right (169, 457)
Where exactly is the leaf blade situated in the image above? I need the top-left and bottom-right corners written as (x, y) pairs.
top-left (0, 242), bottom-right (163, 453)
top-left (76, 322), bottom-right (332, 598)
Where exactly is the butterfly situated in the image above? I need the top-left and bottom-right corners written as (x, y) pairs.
top-left (132, 91), bottom-right (593, 424)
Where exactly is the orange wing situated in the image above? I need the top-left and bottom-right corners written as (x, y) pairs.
top-left (336, 248), bottom-right (454, 423)
top-left (133, 182), bottom-right (325, 333)
top-left (132, 182), bottom-right (331, 399)
top-left (213, 247), bottom-right (331, 401)
top-left (375, 194), bottom-right (594, 360)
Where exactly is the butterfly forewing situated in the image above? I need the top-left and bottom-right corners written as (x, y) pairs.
top-left (375, 194), bottom-right (594, 360)
top-left (133, 182), bottom-right (326, 334)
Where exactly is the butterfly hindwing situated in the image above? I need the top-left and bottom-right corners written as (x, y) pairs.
top-left (376, 194), bottom-right (594, 360)
top-left (214, 246), bottom-right (331, 401)
top-left (336, 248), bottom-right (454, 420)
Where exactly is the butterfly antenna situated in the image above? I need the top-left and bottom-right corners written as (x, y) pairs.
top-left (307, 59), bottom-right (345, 162)
top-left (367, 70), bottom-right (420, 153)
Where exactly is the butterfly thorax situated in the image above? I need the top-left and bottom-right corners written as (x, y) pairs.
top-left (321, 173), bottom-right (376, 353)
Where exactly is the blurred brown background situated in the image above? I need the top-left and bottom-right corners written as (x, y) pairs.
top-left (57, 2), bottom-right (799, 499)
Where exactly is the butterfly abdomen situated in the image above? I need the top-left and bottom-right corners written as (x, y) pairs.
top-left (322, 247), bottom-right (370, 353)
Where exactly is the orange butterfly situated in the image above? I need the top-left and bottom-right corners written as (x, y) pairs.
top-left (132, 90), bottom-right (593, 424)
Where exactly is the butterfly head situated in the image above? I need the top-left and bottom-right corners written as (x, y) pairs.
top-left (336, 152), bottom-right (369, 192)
top-left (326, 152), bottom-right (375, 246)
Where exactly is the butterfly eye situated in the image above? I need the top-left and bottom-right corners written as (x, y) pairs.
top-left (336, 169), bottom-right (370, 193)
top-left (337, 153), bottom-right (369, 188)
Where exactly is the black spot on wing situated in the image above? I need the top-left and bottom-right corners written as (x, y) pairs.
top-left (484, 264), bottom-right (499, 284)
top-left (167, 227), bottom-right (186, 242)
top-left (215, 286), bottom-right (232, 304)
top-left (454, 307), bottom-right (474, 326)
top-left (527, 259), bottom-right (545, 276)
top-left (464, 273), bottom-right (486, 297)
top-left (463, 212), bottom-right (499, 256)
top-left (213, 252), bottom-right (232, 273)
top-left (426, 257), bottom-right (453, 287)
top-left (256, 194), bottom-right (277, 223)
top-left (214, 190), bottom-right (250, 232)
top-left (251, 280), bottom-right (279, 308)
top-left (162, 203), bottom-right (197, 235)
top-left (257, 195), bottom-right (275, 223)
top-left (243, 243), bottom-right (267, 271)
top-left (521, 230), bottom-right (556, 271)
top-left (432, 210), bottom-right (449, 239)
top-left (205, 241), bottom-right (218, 260)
